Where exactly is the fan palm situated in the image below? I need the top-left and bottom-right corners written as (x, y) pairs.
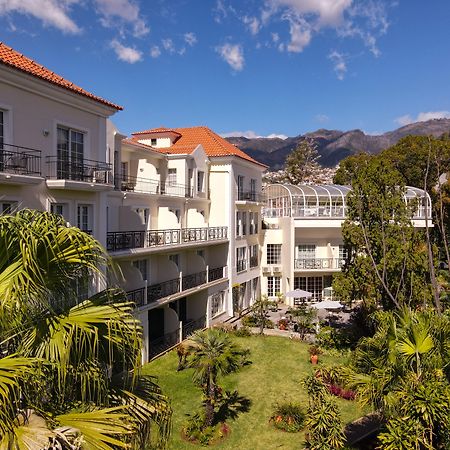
top-left (0, 209), bottom-right (171, 449)
top-left (186, 328), bottom-right (248, 427)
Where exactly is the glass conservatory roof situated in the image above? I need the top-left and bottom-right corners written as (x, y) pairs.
top-left (263, 183), bottom-right (431, 219)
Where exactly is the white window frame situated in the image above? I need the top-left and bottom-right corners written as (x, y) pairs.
top-left (77, 203), bottom-right (93, 233)
top-left (197, 170), bottom-right (205, 193)
top-left (267, 244), bottom-right (282, 265)
top-left (267, 276), bottom-right (281, 297)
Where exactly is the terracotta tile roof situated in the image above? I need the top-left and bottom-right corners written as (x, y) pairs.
top-left (131, 126), bottom-right (267, 167)
top-left (0, 42), bottom-right (122, 110)
top-left (131, 127), bottom-right (181, 136)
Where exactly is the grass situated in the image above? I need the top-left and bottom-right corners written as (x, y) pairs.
top-left (143, 335), bottom-right (367, 449)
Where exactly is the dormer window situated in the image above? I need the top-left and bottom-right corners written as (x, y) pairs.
top-left (151, 138), bottom-right (157, 146)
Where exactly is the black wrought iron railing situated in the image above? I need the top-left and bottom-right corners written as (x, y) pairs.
top-left (182, 271), bottom-right (207, 290)
top-left (107, 226), bottom-right (228, 252)
top-left (149, 328), bottom-right (180, 358)
top-left (182, 316), bottom-right (206, 340)
top-left (120, 174), bottom-right (192, 197)
top-left (237, 191), bottom-right (265, 202)
top-left (126, 266), bottom-right (226, 306)
top-left (208, 266), bottom-right (225, 282)
top-left (46, 156), bottom-right (112, 184)
top-left (294, 258), bottom-right (345, 270)
top-left (0, 144), bottom-right (41, 176)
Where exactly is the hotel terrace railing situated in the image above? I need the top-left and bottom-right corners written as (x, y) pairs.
top-left (0, 144), bottom-right (42, 176)
top-left (149, 315), bottom-right (206, 358)
top-left (263, 206), bottom-right (348, 219)
top-left (237, 190), bottom-right (265, 202)
top-left (294, 258), bottom-right (345, 270)
top-left (46, 156), bottom-right (112, 184)
top-left (127, 266), bottom-right (227, 307)
top-left (106, 226), bottom-right (228, 252)
top-left (120, 174), bottom-right (193, 198)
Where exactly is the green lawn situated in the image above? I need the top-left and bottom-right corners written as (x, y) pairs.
top-left (143, 335), bottom-right (366, 449)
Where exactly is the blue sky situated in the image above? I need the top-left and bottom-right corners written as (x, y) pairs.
top-left (1, 1), bottom-right (449, 138)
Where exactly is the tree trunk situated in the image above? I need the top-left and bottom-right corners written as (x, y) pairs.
top-left (204, 376), bottom-right (215, 427)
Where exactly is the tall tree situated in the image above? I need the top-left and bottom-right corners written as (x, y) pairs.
top-left (334, 156), bottom-right (432, 310)
top-left (284, 138), bottom-right (321, 184)
top-left (0, 209), bottom-right (171, 449)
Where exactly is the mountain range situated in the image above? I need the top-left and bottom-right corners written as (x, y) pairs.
top-left (225, 119), bottom-right (450, 169)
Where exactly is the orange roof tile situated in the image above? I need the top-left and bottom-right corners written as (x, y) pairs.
top-left (131, 127), bottom-right (181, 136)
top-left (0, 42), bottom-right (122, 110)
top-left (131, 126), bottom-right (267, 167)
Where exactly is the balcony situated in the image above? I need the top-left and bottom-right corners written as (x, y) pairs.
top-left (120, 174), bottom-right (193, 198)
top-left (46, 156), bottom-right (113, 191)
top-left (106, 226), bottom-right (228, 252)
top-left (237, 190), bottom-right (265, 203)
top-left (294, 258), bottom-right (345, 271)
top-left (126, 266), bottom-right (227, 307)
top-left (0, 144), bottom-right (42, 184)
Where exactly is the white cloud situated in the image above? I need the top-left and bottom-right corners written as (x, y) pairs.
top-left (213, 0), bottom-right (236, 23)
top-left (221, 130), bottom-right (288, 139)
top-left (150, 45), bottom-right (161, 58)
top-left (258, 0), bottom-right (390, 57)
top-left (328, 50), bottom-right (347, 80)
top-left (394, 111), bottom-right (450, 127)
top-left (271, 32), bottom-right (280, 43)
top-left (216, 43), bottom-right (244, 71)
top-left (162, 38), bottom-right (175, 53)
top-left (243, 16), bottom-right (260, 35)
top-left (110, 39), bottom-right (142, 63)
top-left (94, 0), bottom-right (149, 37)
top-left (184, 32), bottom-right (197, 46)
top-left (0, 0), bottom-right (81, 34)
top-left (315, 114), bottom-right (330, 123)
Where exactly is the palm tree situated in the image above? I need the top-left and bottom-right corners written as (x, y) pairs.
top-left (0, 209), bottom-right (171, 449)
top-left (344, 307), bottom-right (450, 448)
top-left (186, 328), bottom-right (248, 427)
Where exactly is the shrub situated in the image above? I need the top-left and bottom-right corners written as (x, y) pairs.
top-left (327, 384), bottom-right (356, 401)
top-left (270, 402), bottom-right (305, 433)
top-left (183, 411), bottom-right (230, 446)
top-left (234, 326), bottom-right (252, 337)
top-left (308, 345), bottom-right (322, 356)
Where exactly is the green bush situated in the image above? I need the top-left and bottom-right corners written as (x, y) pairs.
top-left (234, 326), bottom-right (252, 337)
top-left (183, 411), bottom-right (230, 446)
top-left (241, 315), bottom-right (274, 329)
top-left (270, 401), bottom-right (305, 432)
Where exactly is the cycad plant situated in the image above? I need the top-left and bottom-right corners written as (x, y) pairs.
top-left (0, 209), bottom-right (171, 449)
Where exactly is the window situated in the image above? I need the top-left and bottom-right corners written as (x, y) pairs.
top-left (210, 291), bottom-right (225, 317)
top-left (250, 178), bottom-right (257, 201)
top-left (57, 126), bottom-right (85, 180)
top-left (1, 202), bottom-right (17, 214)
top-left (267, 276), bottom-right (281, 297)
top-left (294, 276), bottom-right (323, 300)
top-left (236, 247), bottom-right (247, 272)
top-left (168, 168), bottom-right (177, 185)
top-left (249, 244), bottom-right (258, 267)
top-left (121, 162), bottom-right (128, 181)
top-left (0, 111), bottom-right (4, 146)
top-left (267, 244), bottom-right (281, 265)
top-left (133, 259), bottom-right (148, 280)
top-left (251, 277), bottom-right (259, 303)
top-left (249, 212), bottom-right (259, 234)
top-left (236, 211), bottom-right (242, 237)
top-left (151, 138), bottom-right (157, 146)
top-left (297, 244), bottom-right (316, 259)
top-left (50, 202), bottom-right (67, 218)
top-left (242, 212), bottom-right (247, 235)
top-left (237, 175), bottom-right (244, 199)
top-left (197, 170), bottom-right (205, 193)
top-left (169, 254), bottom-right (179, 267)
top-left (77, 204), bottom-right (92, 233)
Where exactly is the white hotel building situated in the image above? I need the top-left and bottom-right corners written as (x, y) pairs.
top-left (0, 42), bottom-right (265, 361)
top-left (0, 42), bottom-right (432, 360)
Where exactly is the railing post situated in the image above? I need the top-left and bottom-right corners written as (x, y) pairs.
top-left (179, 271), bottom-right (183, 293)
top-left (179, 321), bottom-right (183, 343)
top-left (206, 265), bottom-right (209, 283)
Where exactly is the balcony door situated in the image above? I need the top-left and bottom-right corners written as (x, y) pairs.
top-left (57, 126), bottom-right (84, 180)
